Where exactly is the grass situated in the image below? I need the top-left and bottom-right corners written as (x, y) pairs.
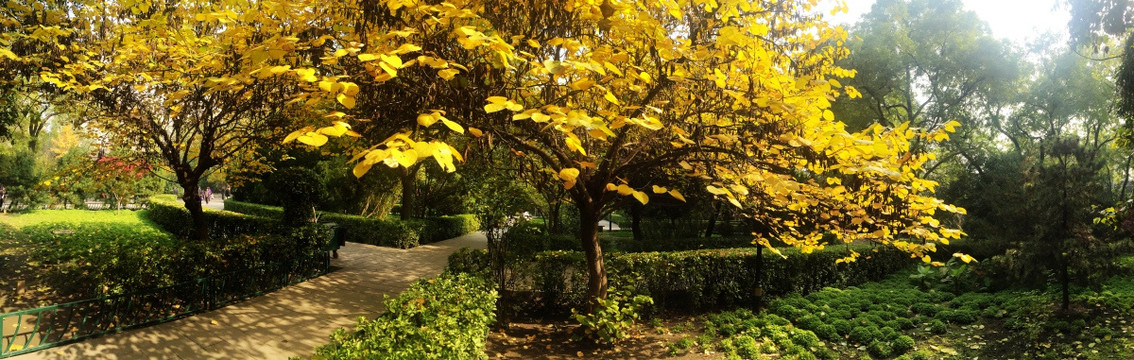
top-left (0, 209), bottom-right (160, 229)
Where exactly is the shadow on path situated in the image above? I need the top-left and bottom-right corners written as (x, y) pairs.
top-left (11, 232), bottom-right (487, 360)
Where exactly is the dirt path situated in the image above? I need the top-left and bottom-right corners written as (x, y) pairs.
top-left (10, 232), bottom-right (487, 360)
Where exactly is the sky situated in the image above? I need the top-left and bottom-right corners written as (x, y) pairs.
top-left (823, 0), bottom-right (1071, 45)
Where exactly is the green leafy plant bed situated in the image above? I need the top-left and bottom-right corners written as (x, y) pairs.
top-left (304, 272), bottom-right (497, 360)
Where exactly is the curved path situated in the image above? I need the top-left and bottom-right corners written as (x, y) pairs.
top-left (12, 232), bottom-right (487, 360)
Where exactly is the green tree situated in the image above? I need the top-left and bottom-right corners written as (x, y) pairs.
top-left (833, 0), bottom-right (1020, 175)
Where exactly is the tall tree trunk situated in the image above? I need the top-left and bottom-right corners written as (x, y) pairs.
top-left (578, 201), bottom-right (607, 311)
top-left (1060, 255), bottom-right (1070, 311)
top-left (755, 245), bottom-right (764, 310)
top-left (180, 182), bottom-right (209, 242)
top-left (705, 202), bottom-right (722, 238)
top-left (631, 202), bottom-right (644, 241)
top-left (398, 166), bottom-right (417, 220)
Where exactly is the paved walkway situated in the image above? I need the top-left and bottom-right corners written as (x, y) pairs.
top-left (12, 233), bottom-right (487, 360)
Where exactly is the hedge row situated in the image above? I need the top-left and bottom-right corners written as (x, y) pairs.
top-left (449, 243), bottom-right (914, 314)
top-left (306, 272), bottom-right (496, 360)
top-left (223, 199), bottom-right (480, 249)
top-left (21, 216), bottom-right (329, 297)
top-left (144, 195), bottom-right (276, 239)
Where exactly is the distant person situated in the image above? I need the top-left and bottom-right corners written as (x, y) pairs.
top-left (0, 185), bottom-right (6, 213)
top-left (205, 187), bottom-right (213, 204)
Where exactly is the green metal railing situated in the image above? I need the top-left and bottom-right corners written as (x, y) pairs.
top-left (0, 251), bottom-right (330, 358)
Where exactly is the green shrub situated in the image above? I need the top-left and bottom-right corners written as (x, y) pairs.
top-left (320, 213), bottom-right (421, 249)
top-left (226, 199), bottom-right (480, 248)
top-left (936, 309), bottom-right (977, 324)
top-left (892, 335), bottom-right (915, 354)
top-left (573, 287), bottom-right (655, 343)
top-left (669, 336), bottom-right (696, 355)
top-left (487, 242), bottom-right (913, 313)
top-left (270, 167), bottom-right (326, 226)
top-left (447, 248), bottom-right (490, 277)
top-left (929, 319), bottom-right (947, 334)
top-left (223, 200), bottom-right (283, 218)
top-left (831, 319), bottom-right (853, 336)
top-left (868, 340), bottom-right (893, 358)
top-left (143, 195), bottom-right (276, 239)
top-left (308, 273), bottom-right (496, 359)
top-left (23, 210), bottom-right (329, 298)
top-left (849, 326), bottom-right (875, 344)
top-left (732, 335), bottom-right (760, 359)
top-left (420, 214), bottom-right (481, 243)
top-left (911, 302), bottom-right (940, 316)
top-left (813, 324), bottom-right (838, 341)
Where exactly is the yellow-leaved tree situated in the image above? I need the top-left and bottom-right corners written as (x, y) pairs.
top-left (24, 0), bottom-right (339, 240)
top-left (287, 0), bottom-right (966, 306)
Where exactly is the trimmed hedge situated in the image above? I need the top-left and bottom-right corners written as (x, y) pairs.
top-left (224, 199), bottom-right (480, 248)
top-left (18, 210), bottom-right (330, 297)
top-left (448, 243), bottom-right (913, 314)
top-left (143, 195), bottom-right (276, 239)
top-left (221, 200), bottom-right (283, 219)
top-left (319, 213), bottom-right (422, 249)
top-left (306, 272), bottom-right (496, 360)
top-left (420, 214), bottom-right (481, 243)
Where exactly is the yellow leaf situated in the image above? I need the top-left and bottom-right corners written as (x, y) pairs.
top-left (616, 184), bottom-right (633, 195)
top-left (379, 62), bottom-right (398, 77)
top-left (358, 53), bottom-right (379, 62)
top-left (353, 161), bottom-right (373, 178)
top-left (417, 113), bottom-right (438, 127)
top-left (559, 168), bottom-right (580, 181)
top-left (921, 255), bottom-right (931, 263)
top-left (484, 103), bottom-right (506, 113)
top-left (560, 168), bottom-right (580, 190)
top-left (297, 132), bottom-right (328, 147)
top-left (632, 191), bottom-right (649, 204)
top-left (565, 134), bottom-right (586, 155)
top-left (526, 39), bottom-right (541, 48)
top-left (652, 185), bottom-right (667, 194)
top-left (341, 82), bottom-right (360, 96)
top-left (954, 253), bottom-right (977, 263)
top-left (395, 149), bottom-right (418, 168)
top-left (295, 68), bottom-right (318, 82)
top-left (468, 127), bottom-right (484, 137)
top-left (283, 126), bottom-right (314, 144)
top-left (668, 189), bottom-right (686, 202)
top-left (269, 65), bottom-right (291, 74)
top-left (706, 185), bottom-right (729, 196)
top-left (605, 183), bottom-right (618, 192)
top-left (440, 118), bottom-right (465, 133)
top-left (333, 49), bottom-right (348, 58)
top-left (337, 94), bottom-right (356, 109)
top-left (604, 91), bottom-right (620, 105)
top-left (823, 109), bottom-right (834, 121)
top-left (438, 69), bottom-right (460, 80)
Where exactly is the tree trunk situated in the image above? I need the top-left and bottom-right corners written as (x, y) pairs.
top-left (398, 166), bottom-right (417, 220)
top-left (578, 201), bottom-right (607, 311)
top-left (181, 182), bottom-right (209, 242)
top-left (755, 245), bottom-right (764, 310)
top-left (705, 202), bottom-right (722, 238)
top-left (1060, 254), bottom-right (1070, 311)
top-left (631, 202), bottom-right (644, 241)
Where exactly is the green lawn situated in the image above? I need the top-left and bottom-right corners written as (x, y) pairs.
top-left (0, 209), bottom-right (159, 229)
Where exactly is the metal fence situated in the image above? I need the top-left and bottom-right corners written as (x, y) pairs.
top-left (0, 251), bottom-right (330, 358)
